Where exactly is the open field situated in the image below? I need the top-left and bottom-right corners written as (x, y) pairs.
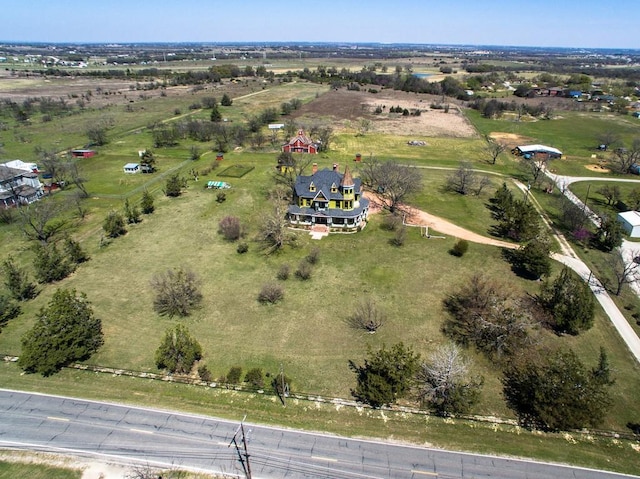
top-left (2, 73), bottom-right (640, 474)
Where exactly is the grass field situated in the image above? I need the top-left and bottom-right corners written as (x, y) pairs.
top-left (2, 79), bottom-right (640, 473)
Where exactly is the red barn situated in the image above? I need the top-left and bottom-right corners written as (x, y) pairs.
top-left (71, 149), bottom-right (96, 158)
top-left (282, 129), bottom-right (319, 154)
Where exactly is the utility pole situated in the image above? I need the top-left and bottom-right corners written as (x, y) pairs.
top-left (279, 363), bottom-right (286, 408)
top-left (229, 416), bottom-right (252, 479)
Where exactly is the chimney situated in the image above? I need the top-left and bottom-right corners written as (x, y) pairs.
top-left (332, 163), bottom-right (338, 171)
top-left (312, 163), bottom-right (318, 174)
top-left (354, 153), bottom-right (362, 162)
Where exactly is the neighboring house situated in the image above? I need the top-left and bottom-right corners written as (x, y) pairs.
top-left (71, 149), bottom-right (96, 158)
top-left (282, 129), bottom-right (320, 154)
top-left (0, 164), bottom-right (44, 207)
top-left (618, 211), bottom-right (640, 238)
top-left (287, 163), bottom-right (369, 232)
top-left (3, 160), bottom-right (38, 173)
top-left (512, 144), bottom-right (563, 159)
top-left (123, 163), bottom-right (140, 174)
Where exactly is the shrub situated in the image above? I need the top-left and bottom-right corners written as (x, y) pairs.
top-left (306, 247), bottom-right (320, 265)
top-left (198, 364), bottom-right (212, 382)
top-left (277, 264), bottom-right (290, 280)
top-left (218, 216), bottom-right (243, 241)
top-left (150, 267), bottom-right (203, 318)
top-left (155, 324), bottom-right (202, 374)
top-left (390, 225), bottom-right (407, 246)
top-left (258, 283), bottom-right (284, 304)
top-left (347, 298), bottom-right (385, 332)
top-left (237, 242), bottom-right (249, 254)
top-left (226, 366), bottom-right (243, 384)
top-left (245, 367), bottom-right (265, 389)
top-left (103, 210), bottom-right (126, 238)
top-left (450, 239), bottom-right (469, 257)
top-left (216, 192), bottom-right (226, 203)
top-left (381, 214), bottom-right (402, 231)
top-left (295, 261), bottom-right (312, 280)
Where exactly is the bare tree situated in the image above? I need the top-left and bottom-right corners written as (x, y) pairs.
top-left (257, 190), bottom-right (298, 254)
top-left (347, 298), bottom-right (385, 332)
top-left (19, 198), bottom-right (68, 244)
top-left (596, 185), bottom-right (621, 206)
top-left (357, 118), bottom-right (372, 136)
top-left (596, 131), bottom-right (622, 151)
top-left (417, 343), bottom-right (483, 416)
top-left (520, 156), bottom-right (548, 188)
top-left (611, 139), bottom-right (640, 174)
top-left (446, 162), bottom-right (479, 195)
top-left (607, 249), bottom-right (640, 296)
top-left (484, 135), bottom-right (506, 165)
top-left (273, 152), bottom-right (314, 199)
top-left (150, 267), bottom-right (203, 318)
top-left (362, 160), bottom-right (422, 212)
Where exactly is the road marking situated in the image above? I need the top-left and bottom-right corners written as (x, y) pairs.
top-left (217, 442), bottom-right (228, 446)
top-left (130, 428), bottom-right (153, 435)
top-left (411, 471), bottom-right (437, 476)
top-left (47, 416), bottom-right (69, 422)
top-left (311, 455), bottom-right (338, 462)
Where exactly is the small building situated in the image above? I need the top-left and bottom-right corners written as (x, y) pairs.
top-left (123, 163), bottom-right (140, 174)
top-left (282, 129), bottom-right (319, 154)
top-left (71, 149), bottom-right (96, 158)
top-left (0, 165), bottom-right (44, 207)
top-left (512, 144), bottom-right (563, 159)
top-left (618, 211), bottom-right (640, 238)
top-left (3, 160), bottom-right (38, 173)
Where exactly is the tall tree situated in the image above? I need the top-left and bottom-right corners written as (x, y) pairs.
top-left (0, 294), bottom-right (20, 332)
top-left (611, 138), bottom-right (640, 174)
top-left (484, 136), bottom-right (506, 165)
top-left (32, 243), bottom-right (75, 283)
top-left (1, 256), bottom-right (37, 301)
top-left (597, 215), bottom-right (624, 252)
top-left (19, 198), bottom-right (67, 244)
top-left (607, 249), bottom-right (640, 296)
top-left (539, 266), bottom-right (594, 335)
top-left (360, 160), bottom-right (422, 212)
top-left (512, 236), bottom-right (552, 279)
top-left (19, 289), bottom-right (103, 376)
top-left (140, 189), bottom-right (155, 214)
top-left (502, 348), bottom-right (613, 431)
top-left (349, 342), bottom-right (420, 408)
top-left (417, 343), bottom-right (483, 416)
top-left (155, 323), bottom-right (202, 374)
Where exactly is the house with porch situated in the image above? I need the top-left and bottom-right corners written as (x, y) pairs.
top-left (0, 164), bottom-right (44, 207)
top-left (287, 163), bottom-right (369, 232)
top-left (282, 129), bottom-right (320, 154)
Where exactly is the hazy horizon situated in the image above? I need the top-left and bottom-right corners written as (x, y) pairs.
top-left (2, 0), bottom-right (637, 50)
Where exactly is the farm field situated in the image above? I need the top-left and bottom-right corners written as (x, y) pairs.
top-left (1, 75), bottom-right (640, 474)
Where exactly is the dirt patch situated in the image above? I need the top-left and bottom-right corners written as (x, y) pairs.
top-left (291, 88), bottom-right (477, 138)
top-left (585, 164), bottom-right (611, 173)
top-left (488, 132), bottom-right (534, 149)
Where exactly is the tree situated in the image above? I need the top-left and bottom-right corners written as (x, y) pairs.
top-left (417, 343), bottom-right (483, 416)
top-left (155, 324), bottom-right (202, 374)
top-left (19, 198), bottom-right (67, 244)
top-left (138, 149), bottom-right (156, 172)
top-left (32, 243), bottom-right (75, 283)
top-left (220, 93), bottom-right (233, 106)
top-left (123, 198), bottom-right (141, 224)
top-left (64, 236), bottom-right (89, 265)
top-left (164, 174), bottom-right (187, 197)
top-left (18, 289), bottom-right (103, 376)
top-left (151, 267), bottom-right (203, 318)
top-left (596, 131), bottom-right (621, 151)
top-left (347, 297), bottom-right (385, 332)
top-left (520, 155), bottom-right (549, 188)
top-left (502, 348), bottom-right (613, 431)
top-left (103, 210), bottom-right (126, 238)
top-left (258, 190), bottom-right (298, 254)
top-left (349, 343), bottom-right (420, 408)
top-left (443, 274), bottom-right (537, 360)
top-left (140, 190), bottom-right (155, 214)
top-left (607, 249), bottom-right (640, 296)
top-left (628, 188), bottom-right (640, 211)
top-left (218, 215), bottom-right (244, 241)
top-left (273, 151), bottom-right (314, 199)
top-left (539, 266), bottom-right (595, 335)
top-left (611, 139), bottom-right (640, 174)
top-left (596, 184), bottom-right (621, 206)
top-left (494, 198), bottom-right (540, 242)
top-left (484, 136), bottom-right (506, 165)
top-left (357, 118), bottom-right (372, 136)
top-left (245, 367), bottom-right (264, 389)
top-left (596, 215), bottom-right (624, 252)
top-left (210, 103), bottom-right (222, 122)
top-left (446, 162), bottom-right (490, 195)
top-left (511, 236), bottom-right (552, 280)
top-left (1, 256), bottom-right (37, 301)
top-left (360, 159), bottom-right (422, 212)
top-left (86, 123), bottom-right (108, 146)
top-left (0, 294), bottom-right (20, 332)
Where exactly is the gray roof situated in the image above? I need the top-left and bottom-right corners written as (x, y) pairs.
top-left (294, 168), bottom-right (361, 201)
top-left (288, 197), bottom-right (369, 218)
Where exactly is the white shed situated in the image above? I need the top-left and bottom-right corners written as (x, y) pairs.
top-left (617, 211), bottom-right (640, 237)
top-left (123, 163), bottom-right (140, 174)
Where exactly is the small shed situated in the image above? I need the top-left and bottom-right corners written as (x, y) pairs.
top-left (71, 149), bottom-right (96, 158)
top-left (123, 163), bottom-right (140, 174)
top-left (618, 211), bottom-right (640, 237)
top-left (512, 144), bottom-right (563, 159)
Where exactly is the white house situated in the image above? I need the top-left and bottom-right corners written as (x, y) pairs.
top-left (123, 163), bottom-right (140, 174)
top-left (0, 164), bottom-right (44, 207)
top-left (618, 211), bottom-right (640, 238)
top-left (3, 160), bottom-right (38, 173)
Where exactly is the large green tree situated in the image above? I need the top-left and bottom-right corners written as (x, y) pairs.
top-left (539, 266), bottom-right (594, 335)
top-left (511, 236), bottom-right (552, 280)
top-left (155, 323), bottom-right (202, 374)
top-left (349, 342), bottom-right (420, 408)
top-left (19, 289), bottom-right (103, 376)
top-left (502, 348), bottom-right (613, 431)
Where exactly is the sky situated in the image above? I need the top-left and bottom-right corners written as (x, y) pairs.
top-left (2, 0), bottom-right (637, 49)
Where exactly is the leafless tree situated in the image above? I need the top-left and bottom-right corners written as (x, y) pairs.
top-left (596, 185), bottom-right (621, 206)
top-left (150, 267), bottom-right (203, 318)
top-left (520, 156), bottom-right (548, 188)
top-left (484, 135), bottom-right (506, 165)
top-left (596, 131), bottom-right (622, 151)
top-left (611, 139), bottom-right (640, 174)
top-left (19, 198), bottom-right (68, 244)
top-left (607, 249), bottom-right (640, 296)
top-left (361, 159), bottom-right (422, 212)
top-left (257, 190), bottom-right (298, 254)
top-left (347, 297), bottom-right (386, 332)
top-left (417, 342), bottom-right (483, 416)
top-left (273, 152), bottom-right (314, 199)
top-left (447, 162), bottom-right (490, 196)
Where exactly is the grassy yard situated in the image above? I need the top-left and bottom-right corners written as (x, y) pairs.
top-left (0, 458), bottom-right (81, 479)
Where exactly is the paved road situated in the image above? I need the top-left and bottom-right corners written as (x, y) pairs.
top-left (0, 390), bottom-right (637, 479)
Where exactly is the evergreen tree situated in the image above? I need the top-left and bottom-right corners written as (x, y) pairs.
top-left (123, 198), bottom-right (141, 224)
top-left (164, 174), bottom-right (186, 197)
top-left (539, 266), bottom-right (594, 335)
top-left (512, 236), bottom-right (551, 279)
top-left (597, 215), bottom-right (624, 252)
top-left (1, 256), bottom-right (37, 300)
top-left (220, 93), bottom-right (233, 106)
top-left (103, 210), bottom-right (126, 238)
top-left (140, 189), bottom-right (155, 214)
top-left (33, 243), bottom-right (75, 283)
top-left (18, 289), bottom-right (103, 376)
top-left (64, 237), bottom-right (89, 264)
top-left (0, 294), bottom-right (20, 332)
top-left (210, 104), bottom-right (222, 122)
top-left (155, 323), bottom-right (202, 374)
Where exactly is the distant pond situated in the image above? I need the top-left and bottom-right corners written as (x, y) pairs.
top-left (413, 73), bottom-right (432, 79)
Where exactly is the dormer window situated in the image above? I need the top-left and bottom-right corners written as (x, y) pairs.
top-left (331, 182), bottom-right (338, 193)
top-left (309, 182), bottom-right (316, 192)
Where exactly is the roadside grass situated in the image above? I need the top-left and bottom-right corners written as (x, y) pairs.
top-left (0, 460), bottom-right (81, 479)
top-left (1, 363), bottom-right (639, 477)
top-left (569, 180), bottom-right (640, 222)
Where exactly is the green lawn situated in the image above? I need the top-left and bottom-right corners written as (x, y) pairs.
top-left (0, 459), bottom-right (81, 479)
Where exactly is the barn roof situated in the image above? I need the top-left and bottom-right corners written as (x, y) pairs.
top-left (517, 144), bottom-right (563, 156)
